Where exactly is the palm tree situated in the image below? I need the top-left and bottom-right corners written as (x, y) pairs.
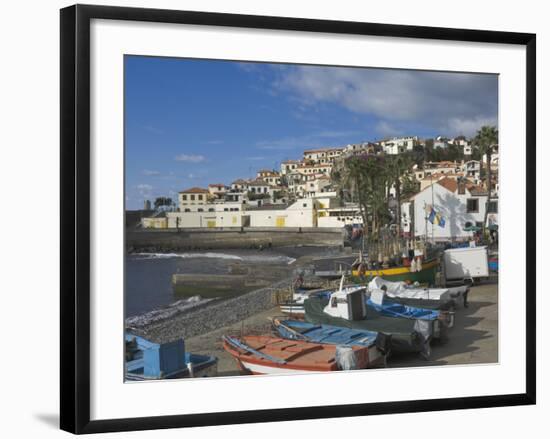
top-left (473, 125), bottom-right (498, 239)
top-left (386, 154), bottom-right (413, 236)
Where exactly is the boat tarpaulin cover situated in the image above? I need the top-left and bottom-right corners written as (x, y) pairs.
top-left (274, 319), bottom-right (379, 347)
top-left (304, 296), bottom-right (430, 354)
top-left (368, 276), bottom-right (467, 310)
top-left (366, 297), bottom-right (440, 321)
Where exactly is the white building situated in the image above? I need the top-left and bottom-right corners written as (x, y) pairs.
top-left (167, 203), bottom-right (247, 228)
top-left (303, 147), bottom-right (344, 164)
top-left (303, 175), bottom-right (331, 197)
top-left (178, 187), bottom-right (210, 212)
top-left (296, 163), bottom-right (332, 176)
top-left (401, 177), bottom-right (498, 241)
top-left (256, 170), bottom-right (281, 186)
top-left (434, 136), bottom-right (449, 149)
top-left (248, 198), bottom-right (317, 228)
top-left (380, 136), bottom-right (418, 155)
top-left (247, 179), bottom-right (272, 196)
top-left (463, 160), bottom-right (481, 182)
top-left (421, 161), bottom-right (462, 177)
top-left (280, 160), bottom-right (301, 175)
top-left (231, 179), bottom-right (248, 192)
top-left (208, 183), bottom-right (227, 199)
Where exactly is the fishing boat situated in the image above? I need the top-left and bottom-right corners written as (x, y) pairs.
top-left (222, 335), bottom-right (373, 374)
top-left (303, 283), bottom-right (442, 357)
top-left (350, 258), bottom-right (439, 284)
top-left (125, 333), bottom-right (218, 380)
top-left (368, 276), bottom-right (469, 311)
top-left (278, 289), bottom-right (331, 317)
top-left (279, 283), bottom-right (452, 329)
top-left (279, 300), bottom-right (307, 318)
top-left (271, 318), bottom-right (390, 366)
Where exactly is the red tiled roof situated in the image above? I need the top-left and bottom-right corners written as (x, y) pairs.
top-left (466, 182), bottom-right (487, 195)
top-left (436, 177), bottom-right (458, 193)
top-left (248, 179), bottom-right (270, 186)
top-left (208, 183), bottom-right (226, 187)
top-left (179, 187), bottom-right (209, 194)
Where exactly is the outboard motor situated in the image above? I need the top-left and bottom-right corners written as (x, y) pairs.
top-left (375, 332), bottom-right (392, 356)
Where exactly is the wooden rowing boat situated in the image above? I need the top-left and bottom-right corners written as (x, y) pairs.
top-left (222, 335), bottom-right (372, 374)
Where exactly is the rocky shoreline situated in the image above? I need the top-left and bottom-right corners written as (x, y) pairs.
top-left (127, 277), bottom-right (295, 344)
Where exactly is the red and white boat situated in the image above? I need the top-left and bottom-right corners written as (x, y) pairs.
top-left (222, 335), bottom-right (372, 375)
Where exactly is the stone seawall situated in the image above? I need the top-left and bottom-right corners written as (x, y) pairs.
top-left (126, 227), bottom-right (344, 251)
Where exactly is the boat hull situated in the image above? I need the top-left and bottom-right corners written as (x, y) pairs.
top-left (304, 296), bottom-right (433, 355)
top-left (272, 319), bottom-right (389, 366)
top-left (223, 335), bottom-right (372, 374)
top-left (351, 259), bottom-right (439, 284)
top-left (279, 302), bottom-right (305, 317)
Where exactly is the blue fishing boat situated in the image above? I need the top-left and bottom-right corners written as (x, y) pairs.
top-left (125, 333), bottom-right (218, 380)
top-left (271, 318), bottom-right (390, 366)
top-left (303, 280), bottom-right (449, 358)
top-left (281, 284), bottom-right (452, 329)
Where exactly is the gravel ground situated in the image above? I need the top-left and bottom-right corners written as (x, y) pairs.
top-left (128, 274), bottom-right (498, 376)
top-left (184, 281), bottom-right (499, 376)
top-left (130, 277), bottom-right (295, 344)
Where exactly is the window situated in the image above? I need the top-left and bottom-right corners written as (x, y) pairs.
top-left (198, 195), bottom-right (203, 200)
top-left (487, 201), bottom-right (498, 213)
top-left (181, 195), bottom-right (187, 201)
top-left (466, 198), bottom-right (479, 213)
top-left (197, 208), bottom-right (203, 212)
top-left (208, 208), bottom-right (214, 212)
top-left (184, 208), bottom-right (190, 212)
top-left (224, 208), bottom-right (228, 212)
top-left (303, 203), bottom-right (307, 208)
top-left (190, 194), bottom-right (195, 201)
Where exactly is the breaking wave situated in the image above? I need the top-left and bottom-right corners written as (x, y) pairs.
top-left (125, 295), bottom-right (214, 328)
top-left (132, 252), bottom-right (296, 265)
top-left (133, 252), bottom-right (243, 261)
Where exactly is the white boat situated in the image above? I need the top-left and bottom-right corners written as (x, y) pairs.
top-left (367, 276), bottom-right (469, 309)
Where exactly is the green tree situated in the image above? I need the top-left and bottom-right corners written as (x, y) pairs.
top-left (472, 125), bottom-right (498, 239)
top-left (386, 154), bottom-right (413, 236)
top-left (154, 197), bottom-right (173, 209)
top-left (346, 154), bottom-right (388, 240)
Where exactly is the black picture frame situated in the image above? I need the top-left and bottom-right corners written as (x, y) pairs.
top-left (60, 4), bottom-right (536, 434)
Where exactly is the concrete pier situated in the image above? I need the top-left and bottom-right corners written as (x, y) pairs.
top-left (126, 227), bottom-right (344, 252)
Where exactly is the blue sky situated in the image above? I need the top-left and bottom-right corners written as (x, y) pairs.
top-left (125, 56), bottom-right (498, 209)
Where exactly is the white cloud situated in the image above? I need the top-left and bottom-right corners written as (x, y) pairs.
top-left (175, 154), bottom-right (206, 163)
top-left (374, 121), bottom-right (403, 137)
top-left (257, 130), bottom-right (362, 151)
top-left (445, 116), bottom-right (498, 137)
top-left (142, 169), bottom-right (160, 176)
top-left (136, 183), bottom-right (153, 198)
top-left (273, 66), bottom-right (498, 137)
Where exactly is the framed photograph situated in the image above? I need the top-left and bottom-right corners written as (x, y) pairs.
top-left (60, 4), bottom-right (536, 434)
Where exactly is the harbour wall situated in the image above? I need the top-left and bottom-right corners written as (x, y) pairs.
top-left (126, 227), bottom-right (345, 251)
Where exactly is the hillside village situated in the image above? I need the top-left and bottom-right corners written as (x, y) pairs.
top-left (141, 133), bottom-right (499, 242)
